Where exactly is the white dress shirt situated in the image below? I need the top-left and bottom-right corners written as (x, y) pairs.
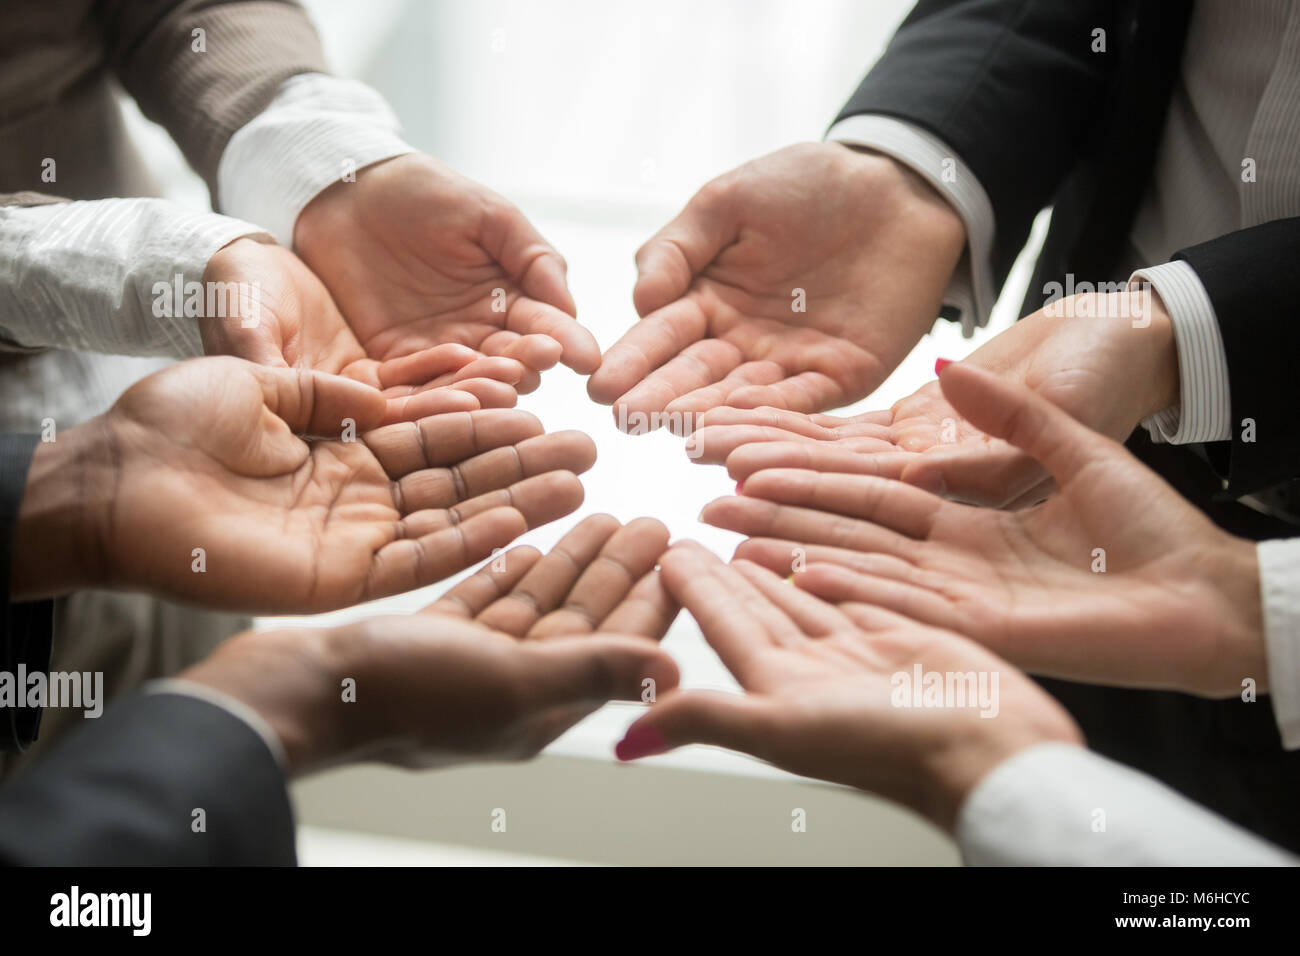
top-left (957, 743), bottom-right (1297, 865)
top-left (0, 73), bottom-right (413, 361)
top-left (828, 2), bottom-right (1300, 863)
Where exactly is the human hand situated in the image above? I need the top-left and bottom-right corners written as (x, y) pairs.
top-left (703, 364), bottom-right (1263, 697)
top-left (587, 143), bottom-right (965, 426)
top-left (613, 542), bottom-right (1080, 831)
top-left (689, 288), bottom-right (1179, 507)
top-left (14, 357), bottom-right (596, 612)
top-left (293, 154), bottom-right (600, 383)
top-left (182, 514), bottom-right (680, 775)
top-left (202, 238), bottom-right (529, 424)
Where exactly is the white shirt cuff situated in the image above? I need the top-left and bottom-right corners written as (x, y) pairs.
top-left (1257, 538), bottom-right (1300, 749)
top-left (218, 72), bottom-right (416, 247)
top-left (0, 199), bottom-right (269, 358)
top-left (145, 678), bottom-right (288, 772)
top-left (826, 114), bottom-right (996, 338)
top-left (956, 742), bottom-right (1295, 865)
top-left (1133, 261), bottom-right (1231, 444)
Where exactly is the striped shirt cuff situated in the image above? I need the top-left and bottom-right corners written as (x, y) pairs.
top-left (826, 114), bottom-right (996, 338)
top-left (1257, 538), bottom-right (1300, 750)
top-left (219, 73), bottom-right (416, 247)
top-left (0, 199), bottom-right (269, 358)
top-left (1133, 261), bottom-right (1231, 444)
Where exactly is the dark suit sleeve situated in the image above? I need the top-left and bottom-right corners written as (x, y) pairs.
top-left (0, 691), bottom-right (296, 865)
top-left (834, 0), bottom-right (1122, 290)
top-left (1172, 217), bottom-right (1300, 496)
top-left (0, 433), bottom-right (54, 752)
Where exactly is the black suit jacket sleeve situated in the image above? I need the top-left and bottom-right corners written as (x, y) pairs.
top-left (0, 433), bottom-right (54, 752)
top-left (834, 0), bottom-right (1123, 290)
top-left (0, 691), bottom-right (296, 865)
top-left (1173, 217), bottom-right (1300, 496)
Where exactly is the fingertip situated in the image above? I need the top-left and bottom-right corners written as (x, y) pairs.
top-left (615, 722), bottom-right (670, 762)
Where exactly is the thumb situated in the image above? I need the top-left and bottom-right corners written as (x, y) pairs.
top-left (633, 185), bottom-right (737, 316)
top-left (937, 363), bottom-right (1113, 484)
top-left (516, 635), bottom-right (681, 711)
top-left (254, 365), bottom-right (386, 438)
top-left (614, 690), bottom-right (777, 762)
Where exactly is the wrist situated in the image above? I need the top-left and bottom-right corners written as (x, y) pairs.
top-left (843, 144), bottom-right (967, 263)
top-left (1207, 536), bottom-right (1266, 697)
top-left (917, 711), bottom-right (1084, 833)
top-left (1130, 283), bottom-right (1179, 419)
top-left (181, 626), bottom-right (349, 777)
top-left (11, 417), bottom-right (117, 599)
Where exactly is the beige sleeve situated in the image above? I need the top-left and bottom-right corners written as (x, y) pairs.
top-left (0, 192), bottom-right (72, 209)
top-left (94, 0), bottom-right (330, 205)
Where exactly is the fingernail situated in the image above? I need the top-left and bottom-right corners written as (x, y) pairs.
top-left (615, 725), bottom-right (669, 761)
top-left (934, 357), bottom-right (954, 375)
top-left (734, 480), bottom-right (745, 495)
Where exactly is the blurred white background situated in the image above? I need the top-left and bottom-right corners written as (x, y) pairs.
top-left (126, 0), bottom-right (1044, 865)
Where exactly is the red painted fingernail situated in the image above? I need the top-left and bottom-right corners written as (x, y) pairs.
top-left (934, 357), bottom-right (954, 375)
top-left (615, 725), bottom-right (669, 761)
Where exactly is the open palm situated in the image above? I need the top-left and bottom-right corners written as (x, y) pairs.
top-left (201, 238), bottom-right (526, 423)
top-left (294, 154), bottom-right (601, 387)
top-left (98, 357), bottom-right (595, 612)
top-left (704, 365), bottom-right (1263, 697)
top-left (613, 542), bottom-right (1078, 830)
top-left (587, 143), bottom-right (966, 423)
top-left (337, 513), bottom-right (680, 768)
top-left (690, 295), bottom-right (1179, 507)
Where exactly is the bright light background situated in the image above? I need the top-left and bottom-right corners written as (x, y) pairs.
top-left (124, 0), bottom-right (1044, 864)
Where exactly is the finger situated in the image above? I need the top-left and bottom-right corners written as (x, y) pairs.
top-left (739, 469), bottom-right (944, 540)
top-left (393, 430), bottom-right (597, 512)
top-left (445, 377), bottom-right (518, 409)
top-left (364, 506), bottom-right (528, 599)
top-left (700, 495), bottom-right (918, 561)
top-left (659, 541), bottom-right (800, 680)
top-left (380, 388), bottom-right (480, 425)
top-left (376, 345), bottom-right (496, 389)
top-left (474, 514), bottom-right (622, 636)
top-left (610, 339), bottom-right (743, 425)
top-left (734, 537), bottom-right (920, 585)
top-left (506, 295), bottom-right (601, 375)
top-left (423, 545), bottom-right (543, 617)
top-left (513, 635), bottom-right (681, 711)
top-left (696, 404), bottom-right (840, 438)
top-left (664, 362), bottom-right (789, 419)
top-left (480, 200), bottom-right (578, 317)
top-left (731, 559), bottom-right (853, 637)
top-left (688, 425), bottom-right (825, 465)
top-left (899, 442), bottom-right (1046, 508)
top-left (364, 409), bottom-right (544, 477)
top-left (480, 330), bottom-right (564, 373)
top-left (793, 562), bottom-right (965, 633)
top-left (254, 366), bottom-right (387, 436)
top-left (725, 442), bottom-right (913, 483)
top-left (810, 409), bottom-right (892, 428)
top-left (587, 298), bottom-right (709, 406)
top-left (527, 517), bottom-right (672, 639)
top-left (837, 600), bottom-right (933, 633)
top-left (725, 371), bottom-right (848, 414)
top-left (632, 181), bottom-right (736, 317)
top-left (407, 470), bottom-right (586, 537)
top-left (615, 690), bottom-right (780, 762)
top-left (597, 570), bottom-right (681, 642)
top-left (938, 363), bottom-right (1113, 482)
